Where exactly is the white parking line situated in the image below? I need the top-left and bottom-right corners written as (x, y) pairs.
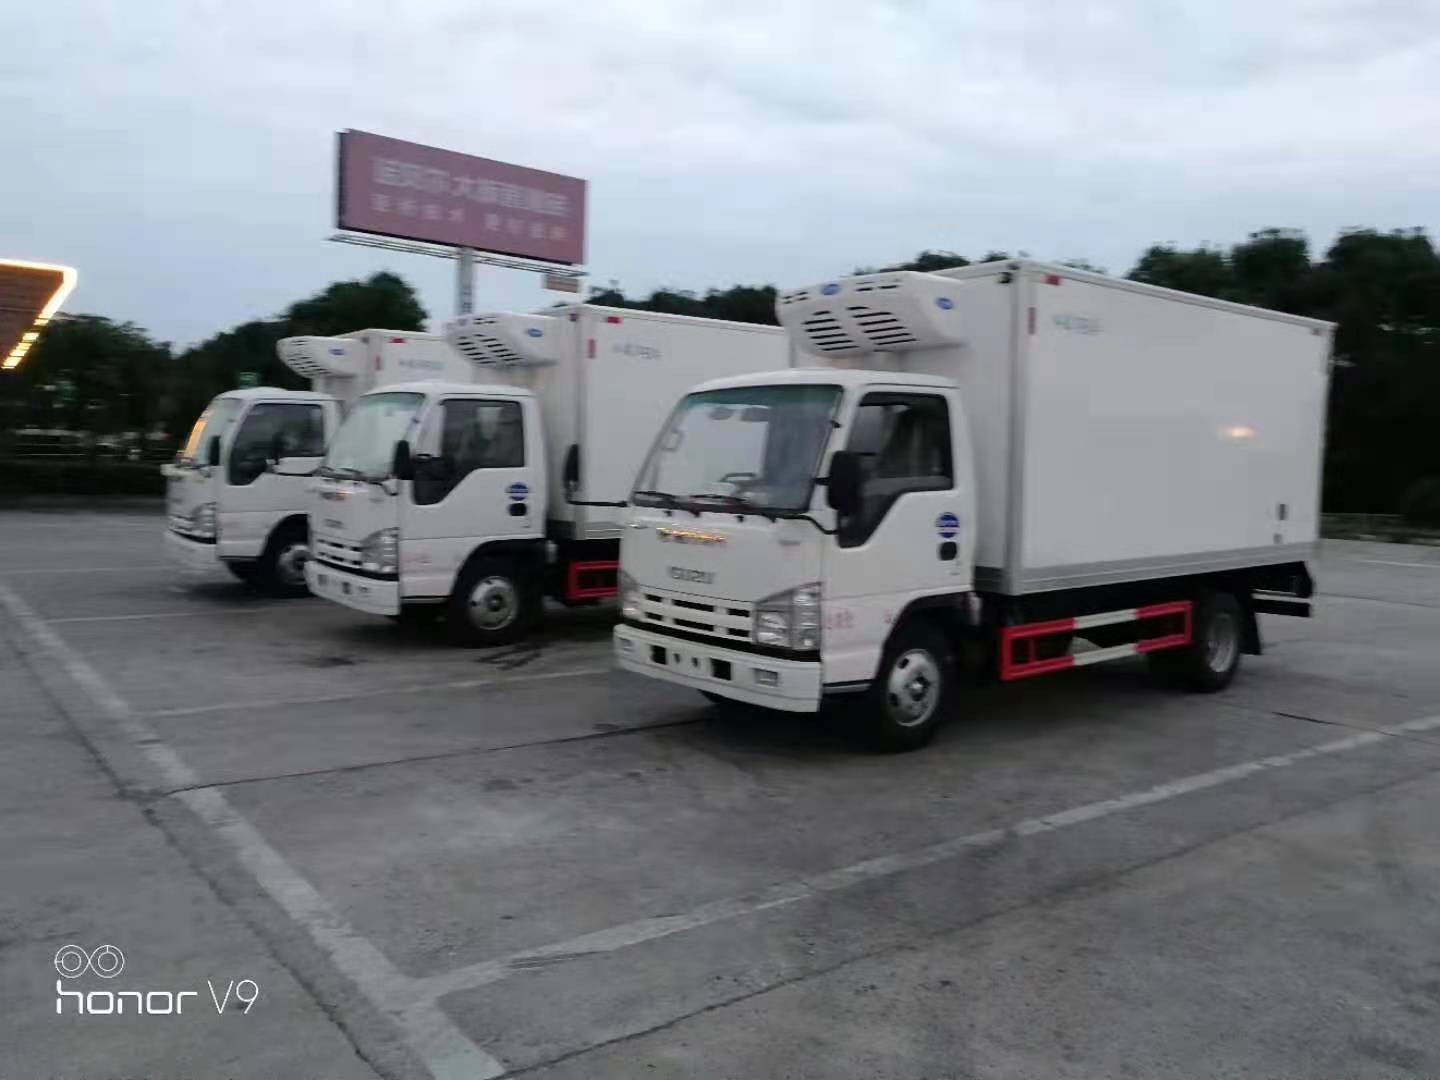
top-left (0, 582), bottom-right (505, 1080)
top-left (1349, 558), bottom-right (1440, 570)
top-left (148, 665), bottom-right (613, 718)
top-left (414, 708), bottom-right (1440, 1001)
top-left (0, 564), bottom-right (170, 575)
top-left (49, 608), bottom-right (283, 624)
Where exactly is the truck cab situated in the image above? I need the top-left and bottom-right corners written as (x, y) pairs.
top-left (614, 368), bottom-right (976, 724)
top-left (305, 378), bottom-right (548, 638)
top-left (164, 387), bottom-right (339, 592)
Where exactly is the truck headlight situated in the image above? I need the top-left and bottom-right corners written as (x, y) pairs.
top-left (192, 502), bottom-right (218, 539)
top-left (359, 527), bottom-right (398, 575)
top-left (619, 570), bottom-right (644, 621)
top-left (754, 582), bottom-right (822, 651)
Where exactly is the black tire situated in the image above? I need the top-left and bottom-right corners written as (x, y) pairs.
top-left (224, 561), bottom-right (259, 585)
top-left (256, 521), bottom-right (311, 597)
top-left (446, 556), bottom-right (541, 647)
top-left (1149, 590), bottom-right (1243, 692)
top-left (860, 620), bottom-right (955, 752)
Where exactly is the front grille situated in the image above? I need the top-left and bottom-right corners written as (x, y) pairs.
top-left (314, 534), bottom-right (362, 569)
top-left (638, 587), bottom-right (752, 642)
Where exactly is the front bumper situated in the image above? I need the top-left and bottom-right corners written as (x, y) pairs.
top-left (164, 529), bottom-right (226, 578)
top-left (613, 625), bottom-right (822, 713)
top-left (307, 560), bottom-right (400, 616)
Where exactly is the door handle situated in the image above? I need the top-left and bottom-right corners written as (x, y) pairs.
top-left (509, 502), bottom-right (528, 517)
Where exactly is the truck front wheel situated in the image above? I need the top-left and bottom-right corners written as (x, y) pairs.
top-left (256, 521), bottom-right (310, 597)
top-left (447, 557), bottom-right (541, 647)
top-left (861, 621), bottom-right (955, 752)
top-left (1150, 590), bottom-right (1243, 692)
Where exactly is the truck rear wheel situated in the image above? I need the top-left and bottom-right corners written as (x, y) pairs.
top-left (861, 621), bottom-right (954, 752)
top-left (447, 556), bottom-right (540, 647)
top-left (1150, 590), bottom-right (1243, 692)
top-left (256, 521), bottom-right (310, 597)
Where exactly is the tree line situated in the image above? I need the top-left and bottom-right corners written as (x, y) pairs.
top-left (3, 228), bottom-right (1438, 517)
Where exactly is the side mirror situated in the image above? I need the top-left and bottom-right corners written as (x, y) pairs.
top-left (392, 439), bottom-right (415, 482)
top-left (205, 434), bottom-right (221, 468)
top-left (825, 450), bottom-right (862, 516)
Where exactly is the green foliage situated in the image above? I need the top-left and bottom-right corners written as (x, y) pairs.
top-left (283, 271), bottom-right (427, 336)
top-left (1399, 477), bottom-right (1440, 526)
top-left (587, 283), bottom-right (779, 326)
top-left (1128, 244), bottom-right (1233, 297)
top-left (0, 316), bottom-right (172, 437)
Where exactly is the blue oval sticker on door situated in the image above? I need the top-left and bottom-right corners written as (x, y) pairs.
top-left (506, 482), bottom-right (529, 501)
top-left (936, 512), bottom-right (959, 538)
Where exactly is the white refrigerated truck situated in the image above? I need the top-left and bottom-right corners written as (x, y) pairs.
top-left (163, 331), bottom-right (453, 593)
top-left (299, 304), bottom-right (793, 644)
top-left (615, 259), bottom-right (1332, 750)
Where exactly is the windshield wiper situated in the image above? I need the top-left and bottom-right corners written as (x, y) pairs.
top-left (687, 493), bottom-right (777, 521)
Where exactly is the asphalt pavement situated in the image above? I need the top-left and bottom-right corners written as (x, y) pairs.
top-left (2, 507), bottom-right (1438, 1080)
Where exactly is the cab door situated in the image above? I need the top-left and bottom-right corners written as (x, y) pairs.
top-left (219, 399), bottom-right (328, 559)
top-left (821, 387), bottom-right (974, 683)
top-left (400, 395), bottom-right (545, 598)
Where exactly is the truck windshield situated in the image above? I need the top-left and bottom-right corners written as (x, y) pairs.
top-left (177, 398), bottom-right (241, 465)
top-left (323, 392), bottom-right (424, 479)
top-left (634, 384), bottom-right (841, 513)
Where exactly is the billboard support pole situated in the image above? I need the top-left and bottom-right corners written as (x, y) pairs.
top-left (455, 247), bottom-right (475, 315)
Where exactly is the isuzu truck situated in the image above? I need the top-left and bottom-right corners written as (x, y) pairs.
top-left (614, 260), bottom-right (1331, 750)
top-left (164, 331), bottom-right (454, 593)
top-left (300, 304), bottom-right (793, 644)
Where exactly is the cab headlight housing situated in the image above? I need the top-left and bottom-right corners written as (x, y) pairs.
top-left (359, 527), bottom-right (398, 575)
top-left (619, 570), bottom-right (644, 622)
top-left (192, 502), bottom-right (218, 540)
top-left (754, 582), bottom-right (822, 651)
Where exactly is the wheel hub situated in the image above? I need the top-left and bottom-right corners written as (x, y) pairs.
top-left (468, 576), bottom-right (517, 631)
top-left (276, 543), bottom-right (309, 588)
top-left (885, 649), bottom-right (941, 727)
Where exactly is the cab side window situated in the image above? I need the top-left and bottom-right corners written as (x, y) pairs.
top-left (413, 399), bottom-right (525, 506)
top-left (839, 392), bottom-right (952, 547)
top-left (227, 403), bottom-right (325, 486)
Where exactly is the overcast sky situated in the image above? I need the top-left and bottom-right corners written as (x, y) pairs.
top-left (4, 0), bottom-right (1437, 347)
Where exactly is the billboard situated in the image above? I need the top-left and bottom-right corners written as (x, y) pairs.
top-left (1, 259), bottom-right (77, 370)
top-left (336, 130), bottom-right (586, 265)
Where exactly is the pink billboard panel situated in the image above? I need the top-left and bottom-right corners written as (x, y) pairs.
top-left (336, 130), bottom-right (586, 265)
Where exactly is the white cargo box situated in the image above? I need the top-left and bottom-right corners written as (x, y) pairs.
top-left (278, 330), bottom-right (464, 405)
top-left (777, 260), bottom-right (1332, 595)
top-left (448, 305), bottom-right (795, 540)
